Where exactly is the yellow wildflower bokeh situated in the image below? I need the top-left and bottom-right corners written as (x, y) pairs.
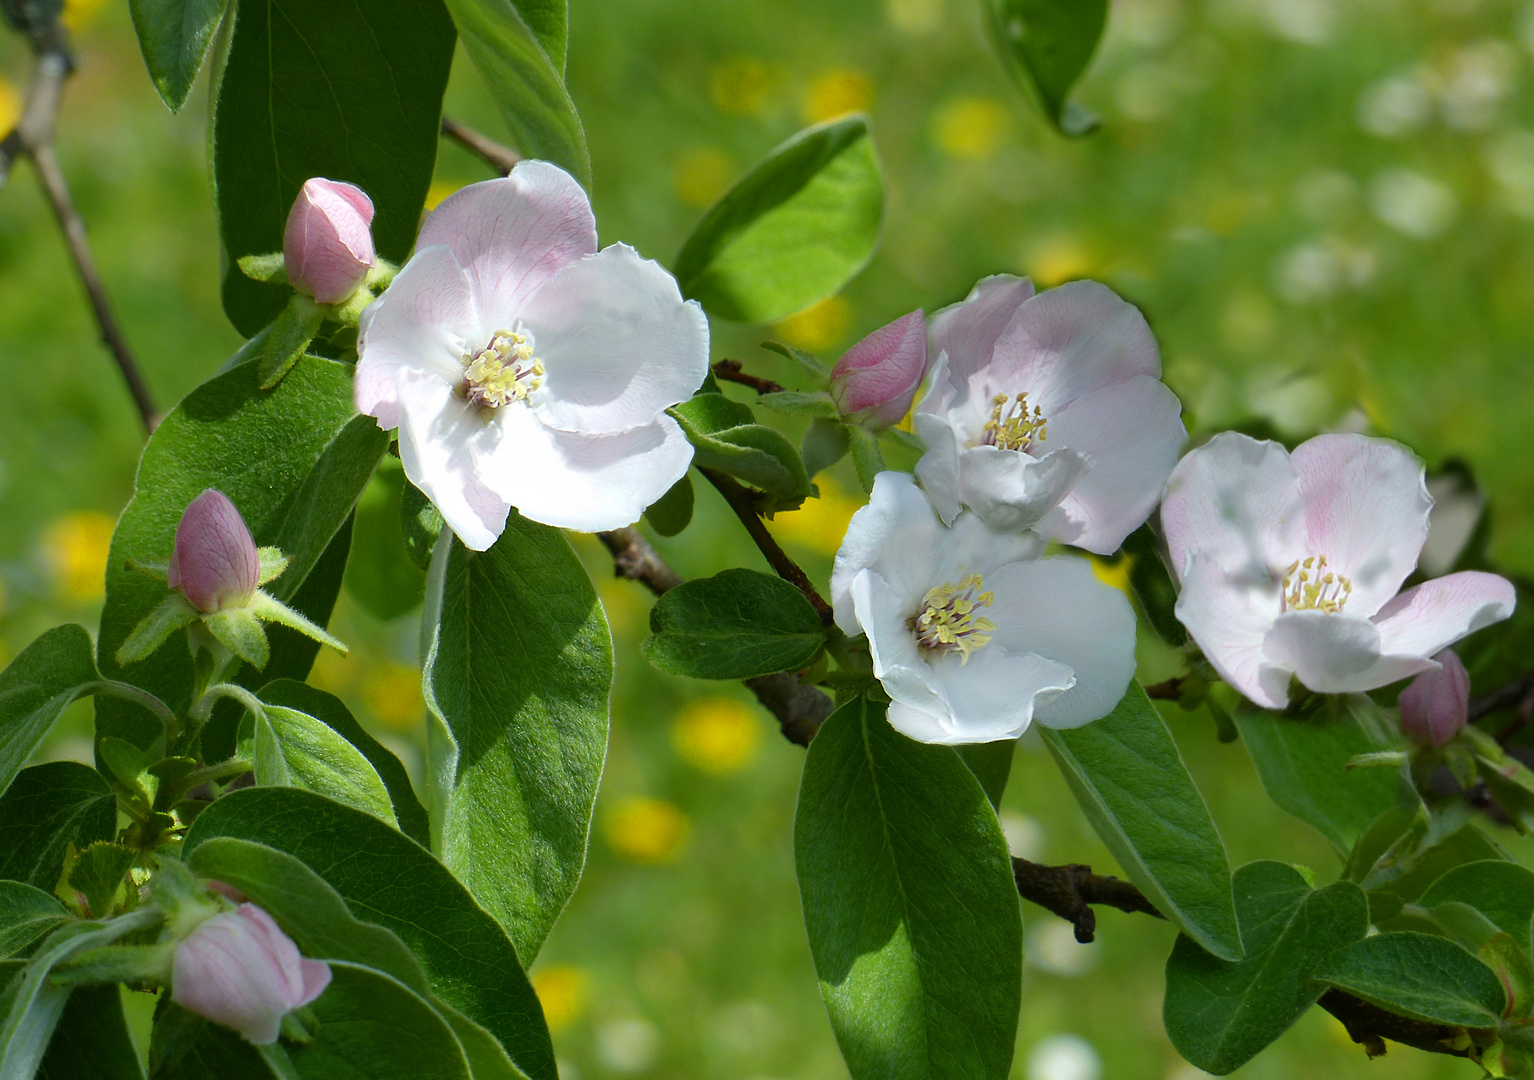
top-left (672, 147), bottom-right (735, 209)
top-left (532, 965), bottom-right (589, 1034)
top-left (773, 476), bottom-right (862, 556)
top-left (672, 698), bottom-right (761, 775)
top-left (803, 70), bottom-right (874, 124)
top-left (711, 58), bottom-right (773, 116)
top-left (933, 96), bottom-right (1009, 161)
top-left (362, 662), bottom-right (424, 731)
top-left (1089, 554), bottom-right (1133, 595)
top-left (0, 80), bottom-right (21, 135)
top-left (425, 180), bottom-right (463, 211)
top-left (1026, 234), bottom-right (1095, 288)
top-left (62, 0), bottom-right (106, 31)
top-left (774, 296), bottom-right (852, 352)
top-left (606, 797), bottom-right (690, 864)
top-left (42, 511), bottom-right (114, 605)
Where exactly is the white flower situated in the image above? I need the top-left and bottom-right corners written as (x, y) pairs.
top-left (355, 162), bottom-right (709, 549)
top-left (831, 472), bottom-right (1137, 744)
top-left (913, 276), bottom-right (1185, 554)
top-left (1162, 432), bottom-right (1516, 709)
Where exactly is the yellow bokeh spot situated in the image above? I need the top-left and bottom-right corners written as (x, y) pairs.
top-left (712, 58), bottom-right (773, 116)
top-left (308, 647), bottom-right (355, 696)
top-left (1090, 554), bottom-right (1134, 595)
top-left (933, 96), bottom-right (1009, 161)
top-left (1026, 234), bottom-right (1095, 288)
top-left (672, 147), bottom-right (735, 209)
top-left (803, 70), bottom-right (874, 124)
top-left (362, 662), bottom-right (423, 731)
top-left (425, 181), bottom-right (462, 211)
top-left (775, 296), bottom-right (852, 352)
top-left (672, 698), bottom-right (762, 775)
top-left (888, 0), bottom-right (943, 33)
top-left (0, 80), bottom-right (21, 134)
top-left (532, 966), bottom-right (588, 1034)
top-left (597, 578), bottom-right (642, 639)
top-left (42, 511), bottom-right (114, 605)
top-left (774, 476), bottom-right (863, 556)
top-left (606, 797), bottom-right (690, 864)
top-left (62, 0), bottom-right (106, 30)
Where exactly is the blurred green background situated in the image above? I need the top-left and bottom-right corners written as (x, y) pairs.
top-left (4, 0), bottom-right (1532, 1076)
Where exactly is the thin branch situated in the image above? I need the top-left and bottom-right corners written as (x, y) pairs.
top-left (1473, 671), bottom-right (1534, 746)
top-left (441, 116), bottom-right (521, 177)
top-left (598, 527), bottom-right (684, 595)
top-left (712, 359), bottom-right (784, 396)
top-left (1142, 677), bottom-right (1182, 701)
top-left (698, 467), bottom-right (835, 625)
top-left (1318, 990), bottom-right (1470, 1060)
top-left (1013, 857), bottom-right (1164, 943)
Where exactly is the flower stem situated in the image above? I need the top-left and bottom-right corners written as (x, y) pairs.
top-left (698, 468), bottom-right (834, 625)
top-left (83, 681), bottom-right (180, 744)
top-left (184, 682), bottom-right (267, 747)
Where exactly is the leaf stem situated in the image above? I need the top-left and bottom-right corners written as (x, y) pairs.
top-left (698, 467), bottom-right (834, 625)
top-left (440, 116), bottom-right (521, 176)
top-left (185, 682), bottom-right (266, 746)
top-left (83, 681), bottom-right (180, 743)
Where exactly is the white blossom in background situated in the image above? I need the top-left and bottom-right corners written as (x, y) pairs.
top-left (1027, 1034), bottom-right (1102, 1080)
top-left (831, 472), bottom-right (1136, 744)
top-left (913, 276), bottom-right (1185, 554)
top-left (355, 162), bottom-right (708, 549)
top-left (1370, 168), bottom-right (1458, 239)
top-left (1162, 432), bottom-right (1516, 709)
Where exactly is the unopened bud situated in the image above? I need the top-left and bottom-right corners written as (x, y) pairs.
top-left (283, 178), bottom-right (375, 305)
top-left (168, 489), bottom-right (259, 614)
top-left (828, 309), bottom-right (929, 429)
top-left (1400, 648), bottom-right (1470, 748)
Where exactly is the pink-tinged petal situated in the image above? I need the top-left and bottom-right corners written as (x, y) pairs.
top-left (356, 245), bottom-right (478, 429)
top-left (922, 643), bottom-right (1076, 743)
top-left (173, 489), bottom-right (260, 613)
top-left (984, 280), bottom-right (1161, 416)
top-left (475, 408), bottom-right (694, 532)
top-left (929, 274), bottom-right (1035, 381)
top-left (1037, 375), bottom-right (1186, 555)
top-left (521, 245), bottom-right (710, 434)
top-left (913, 411), bottom-right (963, 525)
top-left (1399, 648), bottom-right (1470, 748)
top-left (284, 178), bottom-right (376, 305)
top-left (297, 959), bottom-right (332, 1007)
top-left (395, 371), bottom-right (511, 552)
top-left (1160, 432), bottom-right (1306, 585)
top-left (417, 163), bottom-right (596, 323)
top-left (829, 309), bottom-right (929, 427)
top-left (1291, 433), bottom-right (1432, 618)
top-left (1372, 571), bottom-right (1517, 660)
top-left (832, 471), bottom-right (948, 635)
top-left (1262, 610), bottom-right (1436, 694)
top-left (986, 556), bottom-right (1137, 728)
top-left (851, 569), bottom-right (949, 720)
top-left (936, 509), bottom-right (1045, 583)
top-left (1175, 552), bottom-right (1291, 709)
top-left (956, 444), bottom-right (1091, 534)
top-left (170, 903), bottom-right (315, 1045)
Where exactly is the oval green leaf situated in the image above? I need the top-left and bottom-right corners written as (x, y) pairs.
top-left (0, 763), bottom-right (115, 890)
top-left (643, 569), bottom-right (825, 680)
top-left (245, 705), bottom-right (397, 827)
top-left (129, 0), bottom-right (227, 112)
top-left (1312, 931), bottom-right (1506, 1027)
top-left (0, 883), bottom-right (68, 960)
top-left (983, 0), bottom-right (1107, 136)
top-left (39, 982), bottom-right (143, 1080)
top-left (0, 625), bottom-right (99, 797)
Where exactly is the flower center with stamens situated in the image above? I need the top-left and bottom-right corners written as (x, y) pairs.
top-left (461, 326), bottom-right (544, 410)
top-left (983, 392), bottom-right (1047, 451)
top-left (909, 573), bottom-right (996, 663)
top-left (1280, 554), bottom-right (1353, 614)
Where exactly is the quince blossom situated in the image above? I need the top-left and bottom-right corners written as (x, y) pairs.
top-left (831, 471), bottom-right (1137, 744)
top-left (1162, 432), bottom-right (1515, 709)
top-left (913, 276), bottom-right (1185, 553)
top-left (355, 162), bottom-right (709, 549)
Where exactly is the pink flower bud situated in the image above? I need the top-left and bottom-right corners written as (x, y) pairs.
top-left (171, 903), bottom-right (331, 1045)
top-left (168, 489), bottom-right (259, 614)
top-left (828, 310), bottom-right (929, 429)
top-left (283, 178), bottom-right (376, 305)
top-left (1399, 648), bottom-right (1471, 748)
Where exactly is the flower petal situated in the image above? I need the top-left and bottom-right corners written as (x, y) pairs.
top-left (832, 471), bottom-right (946, 635)
top-left (1037, 375), bottom-right (1186, 555)
top-left (417, 162), bottom-right (596, 323)
top-left (521, 244), bottom-right (710, 434)
top-left (985, 556), bottom-right (1138, 728)
top-left (922, 644), bottom-right (1076, 744)
top-left (1372, 571), bottom-right (1517, 660)
top-left (851, 568), bottom-right (947, 719)
top-left (394, 370), bottom-right (511, 552)
top-left (297, 959), bottom-right (332, 1008)
top-left (1263, 610), bottom-right (1435, 694)
top-left (913, 410), bottom-right (963, 525)
top-left (957, 444), bottom-right (1091, 534)
top-left (355, 246), bottom-right (477, 429)
top-left (929, 274), bottom-right (1035, 381)
top-left (1291, 433), bottom-right (1432, 618)
top-left (1174, 551), bottom-right (1291, 709)
top-left (1160, 431), bottom-right (1306, 584)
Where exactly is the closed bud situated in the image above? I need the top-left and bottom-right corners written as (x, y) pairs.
top-left (828, 309), bottom-right (929, 429)
top-left (169, 489), bottom-right (259, 614)
top-left (1400, 648), bottom-right (1471, 748)
top-left (283, 178), bottom-right (375, 305)
top-left (171, 903), bottom-right (331, 1045)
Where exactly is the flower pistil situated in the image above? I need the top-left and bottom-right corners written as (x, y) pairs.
top-left (463, 325), bottom-right (544, 410)
top-left (983, 392), bottom-right (1047, 451)
top-left (911, 572), bottom-right (996, 662)
top-left (1280, 553), bottom-right (1353, 614)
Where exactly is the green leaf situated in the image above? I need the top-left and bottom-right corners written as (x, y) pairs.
top-left (423, 521), bottom-right (612, 964)
top-left (149, 1000), bottom-right (269, 1079)
top-left (795, 698), bottom-right (1022, 1080)
top-left (184, 786), bottom-right (557, 1080)
top-left (1234, 703), bottom-right (1409, 854)
top-left (129, 0), bottom-right (227, 112)
top-left (243, 705), bottom-right (397, 827)
top-left (0, 626), bottom-right (100, 797)
top-left (982, 0), bottom-right (1107, 136)
top-left (401, 480), bottom-right (446, 574)
top-left (508, 0), bottom-right (564, 70)
top-left (643, 569), bottom-right (825, 680)
top-left (38, 982), bottom-right (144, 1080)
top-left (1120, 525), bottom-right (1185, 647)
top-left (1419, 861), bottom-right (1534, 956)
top-left (96, 355), bottom-right (387, 751)
top-left (65, 843), bottom-right (136, 921)
top-left (668, 406), bottom-right (813, 498)
top-left (212, 0), bottom-right (456, 334)
top-left (801, 417), bottom-right (851, 480)
top-left (1481, 932), bottom-right (1534, 1019)
top-left (756, 391), bottom-right (840, 418)
top-left (345, 461), bottom-right (427, 620)
top-left (643, 475), bottom-right (695, 538)
top-left (443, 0), bottom-right (591, 189)
top-left (1163, 861), bottom-right (1369, 1075)
top-left (258, 680), bottom-right (429, 848)
top-left (761, 341), bottom-right (831, 385)
top-left (257, 295), bottom-right (324, 390)
top-left (847, 425), bottom-right (885, 493)
top-left (0, 883), bottom-right (68, 959)
top-left (1312, 931), bottom-right (1506, 1027)
top-left (956, 740), bottom-right (1015, 811)
top-left (675, 116), bottom-right (884, 324)
top-left (0, 763), bottom-right (115, 890)
top-left (1041, 684), bottom-right (1241, 960)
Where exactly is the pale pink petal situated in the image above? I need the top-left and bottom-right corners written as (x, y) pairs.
top-left (417, 162), bottom-right (596, 324)
top-left (1160, 432), bottom-right (1306, 584)
top-left (284, 179), bottom-right (375, 304)
top-left (1037, 375), bottom-right (1186, 555)
top-left (832, 471), bottom-right (948, 634)
top-left (929, 274), bottom-right (1035, 381)
top-left (521, 245), bottom-right (710, 434)
top-left (173, 489), bottom-right (259, 613)
top-left (1372, 571), bottom-right (1517, 660)
top-left (850, 568), bottom-right (949, 720)
top-left (829, 309), bottom-right (928, 427)
top-left (1262, 610), bottom-right (1436, 694)
top-left (355, 245), bottom-right (477, 429)
top-left (1291, 433), bottom-right (1432, 618)
top-left (936, 509), bottom-right (1045, 582)
top-left (394, 370), bottom-right (511, 552)
top-left (913, 411), bottom-right (963, 525)
top-left (297, 959), bottom-right (332, 1007)
top-left (1175, 552), bottom-right (1291, 709)
top-left (1399, 648), bottom-right (1469, 748)
top-left (956, 445), bottom-right (1091, 533)
top-left (922, 644), bottom-right (1076, 743)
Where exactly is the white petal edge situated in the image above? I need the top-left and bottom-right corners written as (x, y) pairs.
top-left (913, 411), bottom-right (963, 525)
top-left (922, 644), bottom-right (1075, 744)
top-left (1262, 610), bottom-right (1436, 694)
top-left (1174, 551), bottom-right (1291, 709)
top-left (831, 471), bottom-right (946, 636)
top-left (851, 569), bottom-right (949, 723)
top-left (929, 274), bottom-right (1035, 381)
top-left (393, 370), bottom-right (510, 552)
top-left (1372, 571), bottom-right (1517, 660)
top-left (957, 444), bottom-right (1091, 535)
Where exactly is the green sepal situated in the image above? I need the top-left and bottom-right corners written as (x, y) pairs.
top-left (847, 425), bottom-right (885, 492)
top-left (50, 942), bottom-right (174, 988)
top-left (248, 591), bottom-right (347, 656)
top-left (801, 417), bottom-right (851, 480)
top-left (879, 425), bottom-right (924, 454)
top-left (257, 547), bottom-right (290, 586)
top-left (66, 843), bottom-right (137, 921)
top-left (116, 592), bottom-right (198, 666)
top-left (203, 607), bottom-right (271, 670)
top-left (259, 293), bottom-right (326, 390)
top-left (761, 340), bottom-right (830, 385)
top-left (124, 557), bottom-right (170, 583)
top-left (237, 252), bottom-right (288, 284)
top-left (97, 737), bottom-right (158, 809)
top-left (757, 390), bottom-right (839, 418)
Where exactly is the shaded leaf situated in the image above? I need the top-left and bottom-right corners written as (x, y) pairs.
top-left (1420, 860), bottom-right (1534, 956)
top-left (345, 459), bottom-right (426, 622)
top-left (0, 626), bottom-right (100, 797)
top-left (643, 569), bottom-right (825, 680)
top-left (129, 0), bottom-right (227, 112)
top-left (66, 843), bottom-right (135, 921)
top-left (401, 480), bottom-right (446, 574)
top-left (983, 0), bottom-right (1107, 135)
top-left (643, 475), bottom-right (694, 538)
top-left (38, 982), bottom-right (144, 1080)
top-left (0, 883), bottom-right (69, 959)
top-left (0, 763), bottom-right (115, 891)
top-left (1313, 931), bottom-right (1505, 1027)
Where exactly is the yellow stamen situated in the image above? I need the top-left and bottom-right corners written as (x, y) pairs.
top-left (462, 326), bottom-right (543, 409)
top-left (910, 572), bottom-right (996, 663)
top-left (1280, 553), bottom-right (1353, 614)
top-left (983, 392), bottom-right (1047, 451)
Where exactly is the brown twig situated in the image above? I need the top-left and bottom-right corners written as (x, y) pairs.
top-left (1317, 990), bottom-right (1471, 1060)
top-left (1, 25), bottom-right (158, 431)
top-left (1473, 672), bottom-right (1534, 745)
top-left (597, 528), bottom-right (684, 595)
top-left (1013, 857), bottom-right (1164, 943)
top-left (698, 468), bottom-right (835, 625)
top-left (441, 116), bottom-right (521, 177)
top-left (712, 359), bottom-right (784, 396)
top-left (1143, 677), bottom-right (1183, 701)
